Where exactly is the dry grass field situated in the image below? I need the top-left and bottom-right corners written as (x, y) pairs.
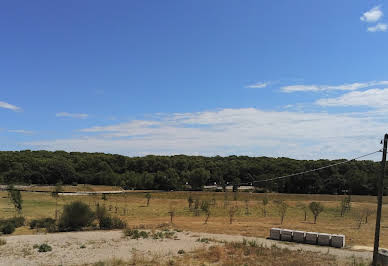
top-left (0, 188), bottom-right (387, 249)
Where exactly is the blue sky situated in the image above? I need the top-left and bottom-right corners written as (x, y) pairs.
top-left (1, 0), bottom-right (388, 160)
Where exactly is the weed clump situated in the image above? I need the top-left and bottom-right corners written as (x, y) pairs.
top-left (36, 243), bottom-right (52, 253)
top-left (0, 238), bottom-right (6, 245)
top-left (29, 218), bottom-right (56, 232)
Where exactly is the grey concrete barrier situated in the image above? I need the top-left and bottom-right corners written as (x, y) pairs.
top-left (305, 232), bottom-right (318, 245)
top-left (280, 229), bottom-right (293, 242)
top-left (270, 228), bottom-right (281, 240)
top-left (293, 230), bottom-right (305, 243)
top-left (377, 248), bottom-right (388, 266)
top-left (330, 234), bottom-right (345, 248)
top-left (317, 233), bottom-right (331, 246)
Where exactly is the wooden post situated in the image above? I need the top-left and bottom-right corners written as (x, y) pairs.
top-left (372, 133), bottom-right (388, 266)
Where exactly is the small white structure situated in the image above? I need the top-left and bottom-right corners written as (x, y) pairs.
top-left (270, 228), bottom-right (281, 240)
top-left (280, 229), bottom-right (293, 242)
top-left (317, 233), bottom-right (331, 246)
top-left (330, 234), bottom-right (345, 248)
top-left (293, 230), bottom-right (305, 243)
top-left (305, 232), bottom-right (318, 245)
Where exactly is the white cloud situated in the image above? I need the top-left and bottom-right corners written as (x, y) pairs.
top-left (361, 6), bottom-right (383, 23)
top-left (367, 23), bottom-right (388, 32)
top-left (0, 101), bottom-right (22, 112)
top-left (25, 107), bottom-right (384, 160)
top-left (56, 112), bottom-right (89, 119)
top-left (8, 129), bottom-right (34, 134)
top-left (281, 81), bottom-right (388, 93)
top-left (316, 88), bottom-right (388, 108)
top-left (245, 82), bottom-right (268, 89)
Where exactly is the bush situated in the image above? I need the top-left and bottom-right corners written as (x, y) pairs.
top-left (0, 216), bottom-right (25, 229)
top-left (37, 243), bottom-right (52, 252)
top-left (0, 222), bottom-right (15, 234)
top-left (58, 201), bottom-right (95, 231)
top-left (29, 218), bottom-right (56, 232)
top-left (96, 205), bottom-right (126, 229)
top-left (177, 249), bottom-right (185, 254)
top-left (0, 238), bottom-right (6, 245)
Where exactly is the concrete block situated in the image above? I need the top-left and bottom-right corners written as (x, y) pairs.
top-left (377, 249), bottom-right (388, 266)
top-left (317, 233), bottom-right (331, 246)
top-left (270, 228), bottom-right (281, 240)
top-left (293, 230), bottom-right (305, 243)
top-left (305, 232), bottom-right (318, 245)
top-left (330, 234), bottom-right (345, 248)
top-left (280, 229), bottom-right (293, 242)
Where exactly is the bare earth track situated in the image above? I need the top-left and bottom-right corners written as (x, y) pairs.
top-left (0, 230), bottom-right (372, 266)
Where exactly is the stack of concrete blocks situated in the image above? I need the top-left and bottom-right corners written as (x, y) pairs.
top-left (377, 248), bottom-right (388, 266)
top-left (270, 228), bottom-right (281, 240)
top-left (317, 233), bottom-right (331, 246)
top-left (280, 229), bottom-right (293, 242)
top-left (292, 230), bottom-right (306, 243)
top-left (330, 234), bottom-right (345, 248)
top-left (305, 232), bottom-right (318, 245)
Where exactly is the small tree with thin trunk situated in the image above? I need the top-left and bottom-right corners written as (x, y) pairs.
top-left (363, 208), bottom-right (374, 224)
top-left (245, 199), bottom-right (250, 215)
top-left (187, 194), bottom-right (194, 209)
top-left (275, 200), bottom-right (288, 225)
top-left (309, 202), bottom-right (324, 224)
top-left (7, 185), bottom-right (23, 215)
top-left (145, 193), bottom-right (151, 207)
top-left (262, 195), bottom-right (269, 217)
top-left (228, 206), bottom-right (238, 224)
top-left (168, 206), bottom-right (176, 224)
top-left (51, 183), bottom-right (63, 220)
top-left (194, 198), bottom-right (200, 216)
top-left (296, 202), bottom-right (308, 221)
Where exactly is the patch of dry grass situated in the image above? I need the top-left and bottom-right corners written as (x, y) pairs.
top-left (0, 188), bottom-right (387, 248)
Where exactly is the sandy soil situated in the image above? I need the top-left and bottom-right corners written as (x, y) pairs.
top-left (0, 230), bottom-right (372, 266)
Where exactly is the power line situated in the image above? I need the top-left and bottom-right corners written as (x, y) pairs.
top-left (252, 150), bottom-right (381, 184)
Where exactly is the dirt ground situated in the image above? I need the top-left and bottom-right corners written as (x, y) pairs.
top-left (0, 229), bottom-right (373, 266)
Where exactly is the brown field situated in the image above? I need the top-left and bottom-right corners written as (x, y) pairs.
top-left (1, 188), bottom-right (387, 249)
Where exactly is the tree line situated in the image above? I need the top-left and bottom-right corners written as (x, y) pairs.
top-left (0, 150), bottom-right (384, 195)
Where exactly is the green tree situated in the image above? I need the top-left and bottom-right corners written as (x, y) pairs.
top-left (309, 202), bottom-right (324, 224)
top-left (145, 193), bottom-right (151, 207)
top-left (58, 201), bottom-right (95, 231)
top-left (189, 168), bottom-right (210, 190)
top-left (7, 185), bottom-right (22, 214)
top-left (51, 183), bottom-right (63, 220)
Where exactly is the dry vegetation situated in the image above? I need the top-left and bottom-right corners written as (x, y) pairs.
top-left (88, 241), bottom-right (370, 266)
top-left (0, 188), bottom-right (387, 249)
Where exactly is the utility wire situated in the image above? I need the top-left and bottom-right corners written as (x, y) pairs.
top-left (252, 150), bottom-right (381, 184)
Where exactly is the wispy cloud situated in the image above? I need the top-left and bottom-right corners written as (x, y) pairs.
top-left (316, 88), bottom-right (388, 108)
top-left (0, 101), bottom-right (22, 112)
top-left (26, 107), bottom-right (384, 160)
top-left (8, 129), bottom-right (34, 134)
top-left (56, 112), bottom-right (89, 119)
top-left (245, 82), bottom-right (268, 89)
top-left (281, 81), bottom-right (388, 93)
top-left (361, 6), bottom-right (383, 23)
top-left (367, 23), bottom-right (388, 32)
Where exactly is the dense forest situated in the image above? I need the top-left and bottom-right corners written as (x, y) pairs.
top-left (0, 150), bottom-right (384, 195)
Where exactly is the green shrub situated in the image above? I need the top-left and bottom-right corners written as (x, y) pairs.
top-left (177, 249), bottom-right (185, 254)
top-left (96, 205), bottom-right (126, 229)
top-left (37, 243), bottom-right (52, 252)
top-left (123, 229), bottom-right (149, 239)
top-left (29, 218), bottom-right (56, 232)
top-left (0, 216), bottom-right (25, 230)
top-left (58, 201), bottom-right (95, 231)
top-left (111, 217), bottom-right (126, 229)
top-left (0, 222), bottom-right (15, 234)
